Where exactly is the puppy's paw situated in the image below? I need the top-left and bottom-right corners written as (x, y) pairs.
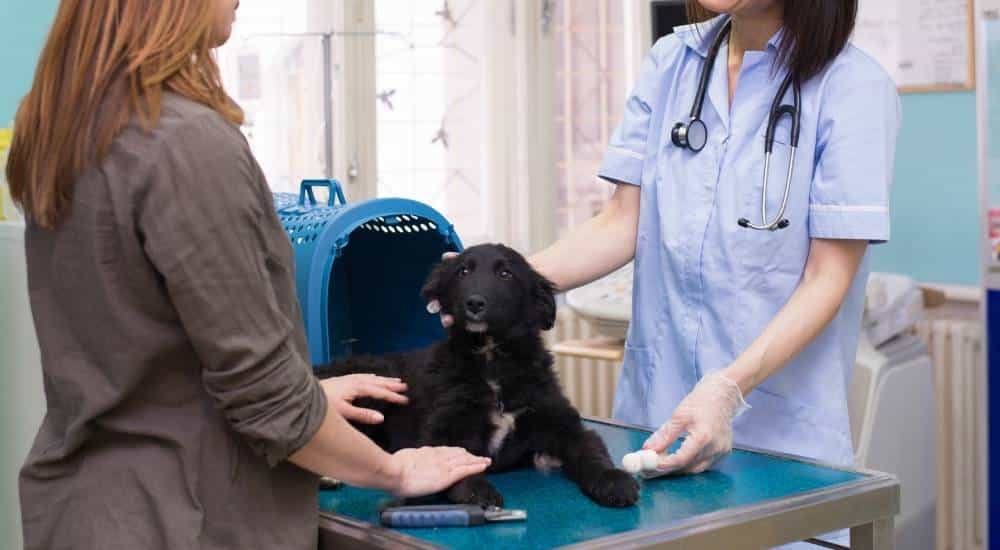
top-left (446, 477), bottom-right (504, 508)
top-left (584, 468), bottom-right (640, 507)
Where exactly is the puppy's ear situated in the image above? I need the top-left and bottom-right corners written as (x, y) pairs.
top-left (421, 254), bottom-right (457, 311)
top-left (532, 272), bottom-right (558, 331)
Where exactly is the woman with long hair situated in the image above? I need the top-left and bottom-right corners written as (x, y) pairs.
top-left (9, 1), bottom-right (490, 548)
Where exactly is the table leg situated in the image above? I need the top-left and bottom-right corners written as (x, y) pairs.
top-left (850, 517), bottom-right (894, 550)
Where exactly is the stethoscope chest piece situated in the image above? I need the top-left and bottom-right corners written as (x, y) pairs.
top-left (671, 118), bottom-right (708, 152)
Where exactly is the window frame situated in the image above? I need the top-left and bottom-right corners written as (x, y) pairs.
top-left (330, 0), bottom-right (647, 253)
top-left (227, 0), bottom-right (644, 251)
top-left (328, 1), bottom-right (556, 251)
top-left (331, 1), bottom-right (377, 203)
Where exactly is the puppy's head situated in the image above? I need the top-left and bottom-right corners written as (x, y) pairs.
top-left (422, 244), bottom-right (556, 338)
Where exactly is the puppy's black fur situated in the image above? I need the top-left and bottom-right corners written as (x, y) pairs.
top-left (316, 244), bottom-right (639, 508)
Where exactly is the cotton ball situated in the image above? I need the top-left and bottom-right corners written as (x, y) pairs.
top-left (621, 452), bottom-right (642, 474)
top-left (638, 449), bottom-right (659, 471)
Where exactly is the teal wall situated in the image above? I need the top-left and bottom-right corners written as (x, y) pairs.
top-left (870, 92), bottom-right (981, 285)
top-left (0, 0), bottom-right (58, 125)
top-left (0, 0), bottom-right (984, 284)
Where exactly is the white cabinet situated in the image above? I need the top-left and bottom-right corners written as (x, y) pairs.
top-left (0, 221), bottom-right (45, 550)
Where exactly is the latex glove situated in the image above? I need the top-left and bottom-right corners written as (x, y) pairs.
top-left (639, 372), bottom-right (749, 477)
top-left (426, 251), bottom-right (460, 327)
top-left (320, 374), bottom-right (409, 424)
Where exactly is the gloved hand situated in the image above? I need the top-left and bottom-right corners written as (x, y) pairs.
top-left (426, 251), bottom-right (459, 327)
top-left (639, 371), bottom-right (749, 477)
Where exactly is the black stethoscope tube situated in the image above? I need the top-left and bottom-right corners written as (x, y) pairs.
top-left (670, 19), bottom-right (802, 231)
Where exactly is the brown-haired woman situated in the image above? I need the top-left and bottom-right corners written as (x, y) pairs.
top-left (8, 1), bottom-right (490, 548)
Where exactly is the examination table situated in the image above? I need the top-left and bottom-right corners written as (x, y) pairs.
top-left (316, 418), bottom-right (898, 549)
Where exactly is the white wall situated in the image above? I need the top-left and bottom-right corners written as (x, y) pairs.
top-left (0, 221), bottom-right (46, 550)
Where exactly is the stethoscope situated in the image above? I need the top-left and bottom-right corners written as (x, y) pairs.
top-left (670, 20), bottom-right (801, 231)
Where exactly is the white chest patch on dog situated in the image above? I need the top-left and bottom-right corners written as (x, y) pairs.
top-left (475, 337), bottom-right (499, 361)
top-left (533, 453), bottom-right (563, 472)
top-left (486, 379), bottom-right (524, 455)
top-left (488, 410), bottom-right (518, 455)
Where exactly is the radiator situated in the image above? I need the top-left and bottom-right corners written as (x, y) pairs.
top-left (546, 311), bottom-right (621, 419)
top-left (916, 320), bottom-right (985, 550)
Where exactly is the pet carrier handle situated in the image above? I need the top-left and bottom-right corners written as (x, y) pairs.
top-left (298, 179), bottom-right (347, 208)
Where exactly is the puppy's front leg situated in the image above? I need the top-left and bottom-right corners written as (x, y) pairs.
top-left (535, 412), bottom-right (639, 507)
top-left (445, 474), bottom-right (503, 508)
top-left (422, 407), bottom-right (504, 508)
top-left (564, 429), bottom-right (639, 507)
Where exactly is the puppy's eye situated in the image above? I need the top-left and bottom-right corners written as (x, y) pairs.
top-left (458, 267), bottom-right (471, 278)
top-left (498, 269), bottom-right (513, 280)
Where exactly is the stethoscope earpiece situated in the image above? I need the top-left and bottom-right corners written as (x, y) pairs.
top-left (738, 218), bottom-right (791, 231)
top-left (671, 19), bottom-right (801, 232)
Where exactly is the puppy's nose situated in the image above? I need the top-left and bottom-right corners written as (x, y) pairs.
top-left (465, 295), bottom-right (487, 318)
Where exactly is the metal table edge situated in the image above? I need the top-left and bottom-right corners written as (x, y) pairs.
top-left (319, 510), bottom-right (444, 550)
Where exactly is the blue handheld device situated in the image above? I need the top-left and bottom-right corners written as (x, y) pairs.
top-left (379, 504), bottom-right (527, 528)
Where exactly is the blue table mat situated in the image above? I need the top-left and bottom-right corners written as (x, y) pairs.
top-left (318, 420), bottom-right (866, 549)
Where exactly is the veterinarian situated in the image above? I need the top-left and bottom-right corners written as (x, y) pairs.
top-left (8, 1), bottom-right (490, 549)
top-left (539, 0), bottom-right (897, 473)
top-left (434, 1), bottom-right (898, 543)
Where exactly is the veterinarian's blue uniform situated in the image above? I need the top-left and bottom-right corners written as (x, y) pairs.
top-left (602, 16), bottom-right (899, 480)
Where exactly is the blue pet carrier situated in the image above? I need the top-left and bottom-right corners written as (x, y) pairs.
top-left (273, 179), bottom-right (463, 366)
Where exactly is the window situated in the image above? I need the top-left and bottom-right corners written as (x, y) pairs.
top-left (216, 0), bottom-right (641, 248)
top-left (373, 0), bottom-right (489, 242)
top-left (217, 0), bottom-right (328, 194)
top-left (552, 1), bottom-right (629, 237)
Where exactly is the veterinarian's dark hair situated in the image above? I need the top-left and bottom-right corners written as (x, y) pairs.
top-left (686, 0), bottom-right (857, 83)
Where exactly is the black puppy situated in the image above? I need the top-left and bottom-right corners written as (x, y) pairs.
top-left (316, 244), bottom-right (639, 508)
